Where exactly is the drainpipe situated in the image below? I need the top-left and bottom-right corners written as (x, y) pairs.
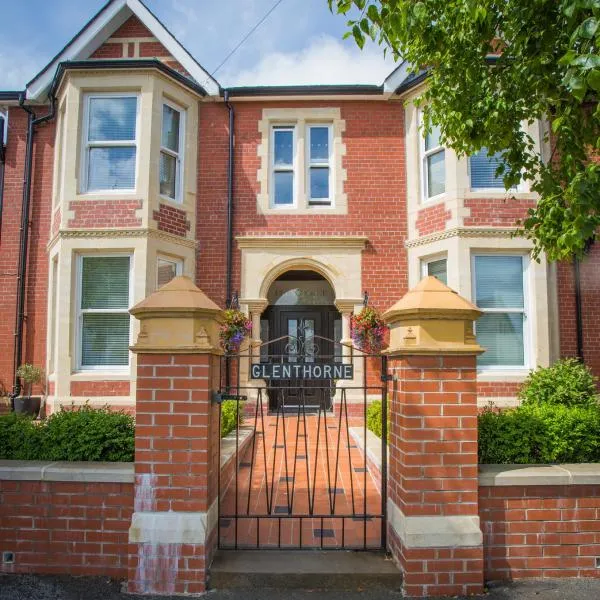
top-left (224, 90), bottom-right (235, 391)
top-left (573, 256), bottom-right (584, 361)
top-left (10, 92), bottom-right (56, 403)
top-left (224, 90), bottom-right (235, 307)
top-left (0, 113), bottom-right (5, 238)
top-left (573, 238), bottom-right (596, 363)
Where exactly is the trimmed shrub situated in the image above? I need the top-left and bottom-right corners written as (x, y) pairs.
top-left (478, 403), bottom-right (600, 464)
top-left (519, 358), bottom-right (599, 408)
top-left (367, 399), bottom-right (390, 439)
top-left (0, 406), bottom-right (134, 462)
top-left (221, 400), bottom-right (244, 438)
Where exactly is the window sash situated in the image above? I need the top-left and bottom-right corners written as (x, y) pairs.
top-left (160, 102), bottom-right (184, 201)
top-left (424, 258), bottom-right (448, 286)
top-left (472, 254), bottom-right (527, 369)
top-left (82, 94), bottom-right (139, 193)
top-left (271, 126), bottom-right (296, 206)
top-left (77, 254), bottom-right (132, 370)
top-left (469, 148), bottom-right (511, 190)
top-left (420, 118), bottom-right (445, 200)
top-left (157, 257), bottom-right (183, 289)
top-left (307, 125), bottom-right (332, 205)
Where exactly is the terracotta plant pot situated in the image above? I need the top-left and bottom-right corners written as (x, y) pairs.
top-left (13, 396), bottom-right (41, 417)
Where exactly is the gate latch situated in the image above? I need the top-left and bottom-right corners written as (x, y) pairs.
top-left (212, 392), bottom-right (248, 404)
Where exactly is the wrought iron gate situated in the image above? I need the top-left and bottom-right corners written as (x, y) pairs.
top-left (216, 331), bottom-right (388, 550)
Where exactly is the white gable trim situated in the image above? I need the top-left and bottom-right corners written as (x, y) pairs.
top-left (26, 0), bottom-right (220, 101)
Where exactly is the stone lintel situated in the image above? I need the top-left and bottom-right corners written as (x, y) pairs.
top-left (129, 500), bottom-right (218, 545)
top-left (387, 498), bottom-right (482, 549)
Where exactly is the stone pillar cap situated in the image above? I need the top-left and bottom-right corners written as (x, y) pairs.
top-left (130, 276), bottom-right (222, 318)
top-left (383, 276), bottom-right (481, 323)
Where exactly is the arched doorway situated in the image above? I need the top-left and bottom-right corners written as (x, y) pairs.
top-left (262, 269), bottom-right (342, 411)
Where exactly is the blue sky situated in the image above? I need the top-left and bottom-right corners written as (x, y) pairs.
top-left (0, 0), bottom-right (396, 90)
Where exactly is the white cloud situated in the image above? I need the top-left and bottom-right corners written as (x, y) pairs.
top-left (0, 52), bottom-right (46, 90)
top-left (221, 34), bottom-right (397, 87)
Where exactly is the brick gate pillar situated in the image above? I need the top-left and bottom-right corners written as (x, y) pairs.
top-left (127, 277), bottom-right (223, 595)
top-left (383, 276), bottom-right (485, 598)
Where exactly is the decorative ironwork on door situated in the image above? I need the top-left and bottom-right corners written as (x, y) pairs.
top-left (217, 333), bottom-right (388, 550)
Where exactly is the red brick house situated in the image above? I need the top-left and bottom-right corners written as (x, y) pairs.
top-left (0, 0), bottom-right (597, 414)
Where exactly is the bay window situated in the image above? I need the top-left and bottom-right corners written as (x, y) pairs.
top-left (77, 255), bottom-right (131, 369)
top-left (83, 94), bottom-right (138, 192)
top-left (473, 255), bottom-right (527, 368)
top-left (423, 257), bottom-right (448, 286)
top-left (307, 125), bottom-right (332, 205)
top-left (470, 148), bottom-right (509, 190)
top-left (157, 256), bottom-right (183, 289)
top-left (421, 122), bottom-right (445, 200)
top-left (160, 102), bottom-right (184, 201)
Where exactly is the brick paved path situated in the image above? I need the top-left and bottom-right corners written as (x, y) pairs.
top-left (219, 411), bottom-right (383, 549)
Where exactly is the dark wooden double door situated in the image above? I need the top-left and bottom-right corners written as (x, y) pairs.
top-left (262, 305), bottom-right (341, 412)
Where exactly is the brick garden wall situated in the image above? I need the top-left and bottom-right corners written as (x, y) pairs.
top-left (0, 475), bottom-right (133, 577)
top-left (480, 483), bottom-right (600, 580)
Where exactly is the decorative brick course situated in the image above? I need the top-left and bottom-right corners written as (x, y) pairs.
top-left (415, 202), bottom-right (451, 237)
top-left (68, 199), bottom-right (142, 229)
top-left (480, 484), bottom-right (600, 580)
top-left (0, 479), bottom-right (133, 577)
top-left (153, 203), bottom-right (190, 237)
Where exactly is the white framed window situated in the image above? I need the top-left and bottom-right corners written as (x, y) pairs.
top-left (469, 148), bottom-right (519, 190)
top-left (160, 101), bottom-right (185, 202)
top-left (76, 254), bottom-right (132, 370)
top-left (472, 254), bottom-right (528, 369)
top-left (0, 110), bottom-right (7, 146)
top-left (422, 257), bottom-right (448, 286)
top-left (271, 125), bottom-right (296, 207)
top-left (420, 118), bottom-right (445, 200)
top-left (307, 124), bottom-right (332, 205)
top-left (81, 93), bottom-right (139, 193)
top-left (156, 255), bottom-right (183, 289)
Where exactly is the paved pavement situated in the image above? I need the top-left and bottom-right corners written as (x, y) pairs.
top-left (3, 574), bottom-right (600, 600)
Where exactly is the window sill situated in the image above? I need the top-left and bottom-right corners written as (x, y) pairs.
top-left (71, 371), bottom-right (131, 380)
top-left (74, 191), bottom-right (140, 202)
top-left (159, 194), bottom-right (185, 207)
top-left (419, 193), bottom-right (447, 207)
top-left (477, 368), bottom-right (530, 382)
top-left (259, 203), bottom-right (346, 216)
top-left (464, 190), bottom-right (536, 201)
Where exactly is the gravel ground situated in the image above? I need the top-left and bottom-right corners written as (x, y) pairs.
top-left (2, 574), bottom-right (600, 600)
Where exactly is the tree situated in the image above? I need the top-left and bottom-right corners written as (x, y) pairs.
top-left (328, 0), bottom-right (600, 260)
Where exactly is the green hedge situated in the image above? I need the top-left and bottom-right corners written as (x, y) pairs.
top-left (221, 399), bottom-right (244, 438)
top-left (0, 406), bottom-right (135, 462)
top-left (366, 359), bottom-right (600, 464)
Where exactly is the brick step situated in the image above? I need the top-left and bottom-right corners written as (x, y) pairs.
top-left (209, 550), bottom-right (403, 591)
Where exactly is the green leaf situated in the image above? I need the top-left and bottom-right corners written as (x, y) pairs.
top-left (352, 24), bottom-right (365, 49)
top-left (588, 69), bottom-right (600, 90)
top-left (572, 54), bottom-right (600, 69)
top-left (578, 17), bottom-right (598, 39)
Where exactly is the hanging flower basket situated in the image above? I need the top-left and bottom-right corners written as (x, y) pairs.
top-left (350, 306), bottom-right (388, 353)
top-left (220, 309), bottom-right (253, 353)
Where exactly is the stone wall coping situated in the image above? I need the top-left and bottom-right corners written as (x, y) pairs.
top-left (478, 463), bottom-right (600, 486)
top-left (0, 460), bottom-right (134, 483)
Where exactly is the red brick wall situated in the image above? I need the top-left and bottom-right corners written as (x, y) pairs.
top-left (0, 107), bottom-right (54, 396)
top-left (153, 203), bottom-right (190, 237)
top-left (68, 199), bottom-right (142, 228)
top-left (480, 484), bottom-right (600, 581)
top-left (112, 15), bottom-right (153, 38)
top-left (70, 381), bottom-right (131, 397)
top-left (557, 244), bottom-right (600, 379)
top-left (463, 197), bottom-right (535, 227)
top-left (0, 479), bottom-right (133, 577)
top-left (196, 101), bottom-right (408, 311)
top-left (477, 381), bottom-right (521, 399)
top-left (91, 43), bottom-right (123, 59)
top-left (415, 202), bottom-right (451, 237)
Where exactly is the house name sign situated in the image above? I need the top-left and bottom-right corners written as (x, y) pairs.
top-left (250, 363), bottom-right (354, 380)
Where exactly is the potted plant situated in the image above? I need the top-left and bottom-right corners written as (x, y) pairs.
top-left (219, 309), bottom-right (253, 353)
top-left (350, 307), bottom-right (388, 353)
top-left (14, 364), bottom-right (45, 417)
